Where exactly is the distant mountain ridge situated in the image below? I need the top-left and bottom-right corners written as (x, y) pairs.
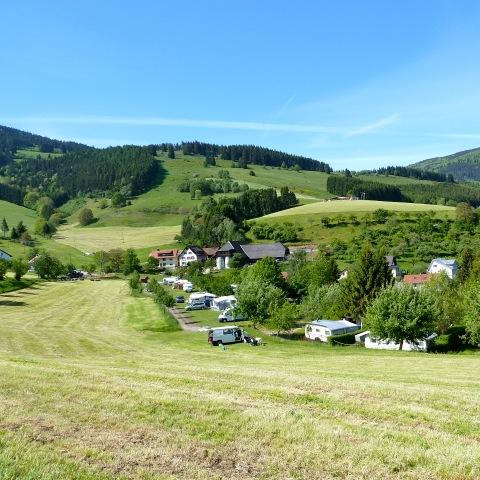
top-left (411, 146), bottom-right (480, 181)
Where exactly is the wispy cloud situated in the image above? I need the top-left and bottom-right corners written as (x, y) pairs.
top-left (275, 94), bottom-right (296, 117)
top-left (434, 133), bottom-right (480, 140)
top-left (345, 113), bottom-right (401, 137)
top-left (3, 113), bottom-right (399, 137)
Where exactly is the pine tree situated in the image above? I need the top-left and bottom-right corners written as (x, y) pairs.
top-left (341, 245), bottom-right (392, 320)
top-left (1, 218), bottom-right (8, 238)
top-left (167, 144), bottom-right (175, 159)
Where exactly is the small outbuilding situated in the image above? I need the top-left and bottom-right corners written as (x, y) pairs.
top-left (305, 319), bottom-right (360, 342)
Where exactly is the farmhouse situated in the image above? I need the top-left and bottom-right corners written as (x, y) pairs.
top-left (428, 258), bottom-right (459, 279)
top-left (149, 248), bottom-right (179, 269)
top-left (0, 249), bottom-right (12, 261)
top-left (305, 319), bottom-right (360, 342)
top-left (178, 246), bottom-right (208, 267)
top-left (403, 274), bottom-right (432, 287)
top-left (215, 241), bottom-right (288, 269)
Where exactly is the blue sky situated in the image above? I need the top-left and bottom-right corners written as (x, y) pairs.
top-left (2, 0), bottom-right (480, 169)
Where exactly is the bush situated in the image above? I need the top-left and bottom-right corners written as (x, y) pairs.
top-left (432, 325), bottom-right (468, 352)
top-left (78, 207), bottom-right (94, 226)
top-left (327, 332), bottom-right (357, 346)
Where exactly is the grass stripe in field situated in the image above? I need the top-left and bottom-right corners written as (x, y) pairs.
top-left (262, 199), bottom-right (455, 218)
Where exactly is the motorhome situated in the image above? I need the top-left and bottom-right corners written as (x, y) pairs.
top-left (207, 326), bottom-right (244, 346)
top-left (305, 319), bottom-right (360, 342)
top-left (218, 307), bottom-right (245, 323)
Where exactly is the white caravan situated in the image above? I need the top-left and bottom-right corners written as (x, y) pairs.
top-left (218, 307), bottom-right (245, 323)
top-left (305, 319), bottom-right (360, 342)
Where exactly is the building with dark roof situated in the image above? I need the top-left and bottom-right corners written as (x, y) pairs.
top-left (215, 241), bottom-right (288, 269)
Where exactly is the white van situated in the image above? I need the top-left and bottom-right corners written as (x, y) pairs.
top-left (207, 326), bottom-right (244, 346)
top-left (218, 307), bottom-right (245, 323)
top-left (182, 282), bottom-right (193, 292)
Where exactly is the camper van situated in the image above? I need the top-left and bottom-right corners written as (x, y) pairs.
top-left (207, 326), bottom-right (244, 346)
top-left (218, 307), bottom-right (245, 323)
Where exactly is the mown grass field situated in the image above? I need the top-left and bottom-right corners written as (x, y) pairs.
top-left (262, 199), bottom-right (455, 219)
top-left (0, 280), bottom-right (479, 479)
top-left (54, 223), bottom-right (181, 253)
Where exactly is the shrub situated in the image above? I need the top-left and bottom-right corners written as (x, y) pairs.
top-left (327, 332), bottom-right (357, 346)
top-left (78, 207), bottom-right (94, 226)
top-left (432, 326), bottom-right (468, 352)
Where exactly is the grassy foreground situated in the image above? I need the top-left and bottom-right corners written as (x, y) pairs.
top-left (0, 280), bottom-right (479, 479)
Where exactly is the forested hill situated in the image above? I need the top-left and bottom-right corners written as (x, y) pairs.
top-left (0, 125), bottom-right (90, 165)
top-left (180, 141), bottom-right (332, 172)
top-left (1, 145), bottom-right (159, 205)
top-left (411, 147), bottom-right (480, 181)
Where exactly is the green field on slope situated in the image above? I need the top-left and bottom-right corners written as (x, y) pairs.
top-left (0, 280), bottom-right (479, 479)
top-left (262, 199), bottom-right (455, 219)
top-left (72, 153), bottom-right (331, 229)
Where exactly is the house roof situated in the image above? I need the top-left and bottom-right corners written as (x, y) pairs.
top-left (403, 274), bottom-right (432, 285)
top-left (218, 241), bottom-right (243, 254)
top-left (203, 247), bottom-right (219, 257)
top-left (149, 249), bottom-right (179, 259)
top-left (181, 245), bottom-right (206, 256)
top-left (429, 258), bottom-right (458, 268)
top-left (0, 249), bottom-right (12, 257)
top-left (310, 319), bottom-right (358, 332)
top-left (239, 242), bottom-right (288, 260)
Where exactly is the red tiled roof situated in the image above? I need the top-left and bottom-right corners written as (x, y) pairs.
top-left (403, 274), bottom-right (432, 285)
top-left (149, 249), bottom-right (179, 260)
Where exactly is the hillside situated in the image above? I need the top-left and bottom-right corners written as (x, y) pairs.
top-left (412, 146), bottom-right (480, 181)
top-left (1, 279), bottom-right (479, 479)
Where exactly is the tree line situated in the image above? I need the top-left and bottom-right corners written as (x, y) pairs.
top-left (327, 176), bottom-right (404, 201)
top-left (180, 186), bottom-right (298, 245)
top-left (0, 124), bottom-right (89, 166)
top-left (180, 141), bottom-right (332, 172)
top-left (366, 166), bottom-right (452, 183)
top-left (327, 175), bottom-right (480, 206)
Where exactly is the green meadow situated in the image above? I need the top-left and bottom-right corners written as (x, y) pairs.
top-left (0, 279), bottom-right (479, 479)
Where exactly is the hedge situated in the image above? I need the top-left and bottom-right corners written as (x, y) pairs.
top-left (327, 332), bottom-right (357, 346)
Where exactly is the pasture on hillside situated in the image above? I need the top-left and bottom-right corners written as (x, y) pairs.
top-left (70, 153), bottom-right (331, 229)
top-left (54, 223), bottom-right (181, 252)
top-left (262, 199), bottom-right (455, 219)
top-left (0, 280), bottom-right (479, 479)
top-left (0, 199), bottom-right (37, 229)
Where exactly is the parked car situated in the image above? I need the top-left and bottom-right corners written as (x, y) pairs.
top-left (218, 307), bottom-right (246, 323)
top-left (175, 295), bottom-right (185, 303)
top-left (182, 282), bottom-right (193, 292)
top-left (185, 301), bottom-right (207, 311)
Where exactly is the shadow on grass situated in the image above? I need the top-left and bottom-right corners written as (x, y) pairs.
top-left (0, 300), bottom-right (27, 306)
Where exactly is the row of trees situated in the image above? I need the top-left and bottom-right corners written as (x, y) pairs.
top-left (178, 175), bottom-right (249, 198)
top-left (180, 187), bottom-right (298, 245)
top-left (368, 166), bottom-right (452, 183)
top-left (180, 141), bottom-right (332, 172)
